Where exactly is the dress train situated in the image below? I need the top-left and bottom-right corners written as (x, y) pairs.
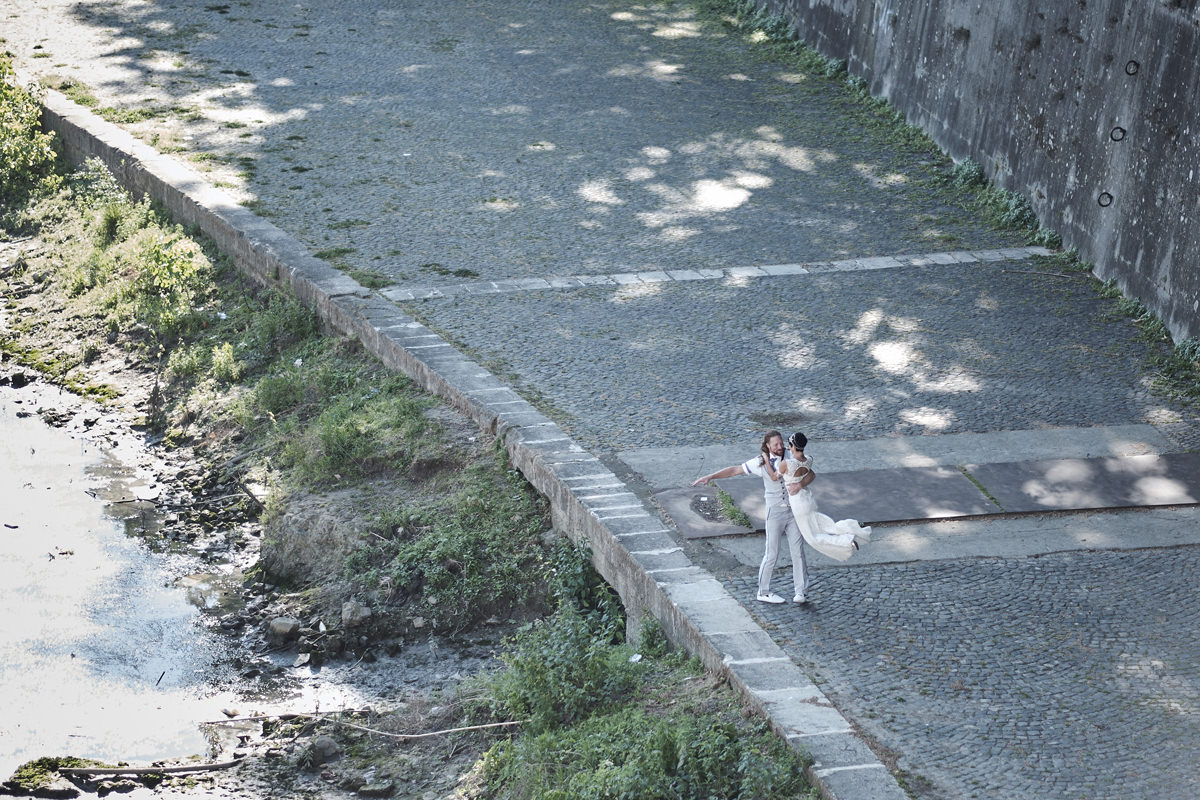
top-left (787, 487), bottom-right (870, 563)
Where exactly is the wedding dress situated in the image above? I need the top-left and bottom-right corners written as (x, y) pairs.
top-left (781, 456), bottom-right (871, 562)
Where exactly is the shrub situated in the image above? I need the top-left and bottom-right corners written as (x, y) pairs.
top-left (166, 342), bottom-right (211, 379)
top-left (349, 453), bottom-right (549, 629)
top-left (0, 55), bottom-right (61, 209)
top-left (487, 603), bottom-right (644, 731)
top-left (482, 704), bottom-right (812, 799)
top-left (949, 158), bottom-right (986, 189)
top-left (636, 612), bottom-right (669, 659)
top-left (210, 341), bottom-right (242, 383)
top-left (548, 537), bottom-right (625, 641)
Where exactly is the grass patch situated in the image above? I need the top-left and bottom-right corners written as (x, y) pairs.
top-left (313, 246), bottom-right (356, 261)
top-left (718, 487), bottom-right (754, 528)
top-left (419, 261), bottom-right (480, 279)
top-left (337, 448), bottom-right (550, 631)
top-left (470, 542), bottom-right (816, 798)
top-left (345, 266), bottom-right (393, 288)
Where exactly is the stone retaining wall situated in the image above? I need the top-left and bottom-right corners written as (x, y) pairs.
top-left (761, 0), bottom-right (1200, 343)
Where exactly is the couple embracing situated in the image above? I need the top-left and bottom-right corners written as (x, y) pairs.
top-left (692, 430), bottom-right (870, 605)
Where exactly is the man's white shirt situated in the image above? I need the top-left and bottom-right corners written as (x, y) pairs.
top-left (742, 455), bottom-right (787, 509)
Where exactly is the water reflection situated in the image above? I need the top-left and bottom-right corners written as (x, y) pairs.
top-left (0, 386), bottom-right (239, 779)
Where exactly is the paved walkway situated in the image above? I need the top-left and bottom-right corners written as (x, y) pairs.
top-left (5, 2), bottom-right (1200, 798)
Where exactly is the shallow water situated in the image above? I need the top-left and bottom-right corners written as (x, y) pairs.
top-left (0, 380), bottom-right (500, 790)
top-left (0, 384), bottom-right (241, 779)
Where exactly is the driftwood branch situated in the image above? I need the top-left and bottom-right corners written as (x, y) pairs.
top-left (203, 710), bottom-right (526, 740)
top-left (325, 717), bottom-right (526, 740)
top-left (238, 480), bottom-right (266, 509)
top-left (59, 759), bottom-right (242, 777)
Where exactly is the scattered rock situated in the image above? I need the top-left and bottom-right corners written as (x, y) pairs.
top-left (0, 775), bottom-right (79, 798)
top-left (358, 781), bottom-right (395, 797)
top-left (308, 735), bottom-right (342, 765)
top-left (342, 600), bottom-right (372, 628)
top-left (95, 778), bottom-right (139, 795)
top-left (267, 616), bottom-right (302, 642)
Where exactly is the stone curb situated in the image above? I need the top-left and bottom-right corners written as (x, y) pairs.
top-left (31, 81), bottom-right (909, 800)
top-left (380, 246), bottom-right (1053, 301)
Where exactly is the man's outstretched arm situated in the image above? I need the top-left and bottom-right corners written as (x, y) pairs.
top-left (691, 464), bottom-right (745, 486)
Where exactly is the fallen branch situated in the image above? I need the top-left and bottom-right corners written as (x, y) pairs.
top-left (203, 710), bottom-right (526, 740)
top-left (59, 759), bottom-right (242, 777)
top-left (188, 493), bottom-right (244, 507)
top-left (325, 717), bottom-right (526, 741)
top-left (238, 480), bottom-right (266, 510)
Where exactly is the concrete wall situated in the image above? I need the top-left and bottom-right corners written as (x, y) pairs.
top-left (761, 0), bottom-right (1200, 343)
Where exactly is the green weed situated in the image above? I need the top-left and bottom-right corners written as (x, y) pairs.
top-left (345, 266), bottom-right (393, 289)
top-left (486, 602), bottom-right (644, 731)
top-left (313, 246), bottom-right (355, 261)
top-left (339, 449), bottom-right (550, 630)
top-left (210, 341), bottom-right (241, 383)
top-left (1, 55), bottom-right (62, 213)
top-left (718, 487), bottom-right (753, 529)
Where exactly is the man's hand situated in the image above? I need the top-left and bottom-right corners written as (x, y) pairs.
top-left (691, 465), bottom-right (742, 487)
top-left (787, 481), bottom-right (802, 495)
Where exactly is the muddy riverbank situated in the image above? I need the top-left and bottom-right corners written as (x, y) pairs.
top-left (0, 372), bottom-right (526, 799)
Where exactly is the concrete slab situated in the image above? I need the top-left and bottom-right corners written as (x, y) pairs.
top-left (619, 425), bottom-right (1177, 491)
top-left (709, 506), bottom-right (1200, 567)
top-left (809, 465), bottom-right (998, 522)
top-left (661, 465), bottom-right (994, 539)
top-left (654, 486), bottom-right (753, 540)
top-left (968, 452), bottom-right (1200, 512)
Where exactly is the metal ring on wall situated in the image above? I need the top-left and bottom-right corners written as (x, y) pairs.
top-left (1098, 192), bottom-right (1114, 207)
top-left (1125, 60), bottom-right (1140, 75)
top-left (1110, 127), bottom-right (1127, 142)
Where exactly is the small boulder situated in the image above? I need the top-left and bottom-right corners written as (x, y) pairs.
top-left (358, 782), bottom-right (395, 798)
top-left (267, 616), bottom-right (302, 642)
top-left (308, 735), bottom-right (342, 765)
top-left (341, 600), bottom-right (372, 628)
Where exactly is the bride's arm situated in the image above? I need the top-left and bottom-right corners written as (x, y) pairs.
top-left (763, 455), bottom-right (782, 481)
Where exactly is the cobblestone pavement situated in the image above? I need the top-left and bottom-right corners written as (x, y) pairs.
top-left (4, 1), bottom-right (1200, 798)
top-left (411, 258), bottom-right (1190, 452)
top-left (728, 547), bottom-right (1200, 800)
top-left (2, 0), bottom-right (1021, 280)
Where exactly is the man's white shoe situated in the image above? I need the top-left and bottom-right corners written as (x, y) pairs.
top-left (757, 592), bottom-right (786, 604)
top-left (793, 594), bottom-right (809, 604)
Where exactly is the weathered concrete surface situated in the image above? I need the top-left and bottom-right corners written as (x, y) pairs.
top-left (762, 0), bottom-right (1200, 342)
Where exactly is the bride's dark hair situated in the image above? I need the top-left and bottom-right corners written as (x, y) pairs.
top-left (788, 431), bottom-right (808, 451)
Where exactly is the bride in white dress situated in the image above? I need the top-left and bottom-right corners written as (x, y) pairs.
top-left (765, 432), bottom-right (871, 562)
